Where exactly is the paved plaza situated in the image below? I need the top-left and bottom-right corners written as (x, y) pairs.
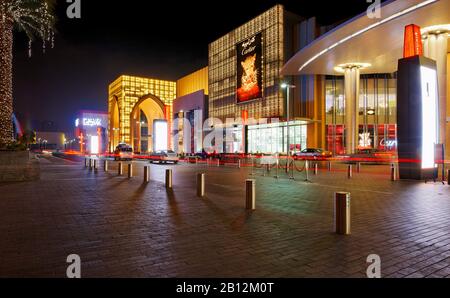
top-left (1, 155), bottom-right (450, 278)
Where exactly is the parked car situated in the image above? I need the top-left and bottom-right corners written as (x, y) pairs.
top-left (293, 148), bottom-right (332, 160)
top-left (114, 144), bottom-right (133, 161)
top-left (341, 149), bottom-right (396, 164)
top-left (149, 150), bottom-right (179, 164)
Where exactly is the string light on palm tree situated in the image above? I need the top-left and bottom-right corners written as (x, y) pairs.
top-left (0, 0), bottom-right (55, 144)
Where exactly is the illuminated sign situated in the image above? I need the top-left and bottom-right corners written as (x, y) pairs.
top-left (90, 136), bottom-right (99, 155)
top-left (83, 118), bottom-right (102, 127)
top-left (359, 132), bottom-right (372, 148)
top-left (403, 24), bottom-right (423, 58)
top-left (236, 33), bottom-right (263, 103)
top-left (420, 66), bottom-right (439, 169)
top-left (153, 120), bottom-right (168, 152)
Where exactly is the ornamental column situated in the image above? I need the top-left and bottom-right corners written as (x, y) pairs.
top-left (423, 27), bottom-right (448, 157)
top-left (343, 66), bottom-right (361, 155)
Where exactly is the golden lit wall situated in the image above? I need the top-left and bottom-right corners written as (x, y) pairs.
top-left (177, 67), bottom-right (209, 97)
top-left (208, 5), bottom-right (285, 121)
top-left (108, 75), bottom-right (176, 147)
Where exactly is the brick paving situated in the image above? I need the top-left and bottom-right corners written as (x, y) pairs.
top-left (0, 155), bottom-right (450, 278)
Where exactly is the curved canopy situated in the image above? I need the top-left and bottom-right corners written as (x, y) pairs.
top-left (282, 0), bottom-right (450, 76)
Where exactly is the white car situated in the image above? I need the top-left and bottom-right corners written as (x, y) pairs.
top-left (114, 144), bottom-right (133, 161)
top-left (149, 150), bottom-right (179, 164)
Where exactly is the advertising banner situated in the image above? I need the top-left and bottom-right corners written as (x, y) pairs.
top-left (236, 33), bottom-right (263, 103)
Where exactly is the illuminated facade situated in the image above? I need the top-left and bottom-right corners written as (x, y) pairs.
top-left (75, 111), bottom-right (108, 154)
top-left (173, 68), bottom-right (209, 154)
top-left (108, 75), bottom-right (176, 153)
top-left (282, 0), bottom-right (449, 158)
top-left (208, 5), bottom-right (314, 154)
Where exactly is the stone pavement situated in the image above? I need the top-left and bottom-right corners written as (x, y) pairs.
top-left (0, 155), bottom-right (450, 278)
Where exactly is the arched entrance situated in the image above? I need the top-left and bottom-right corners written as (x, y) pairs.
top-left (110, 96), bottom-right (120, 152)
top-left (130, 94), bottom-right (166, 153)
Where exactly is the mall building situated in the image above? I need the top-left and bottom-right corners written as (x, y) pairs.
top-left (108, 76), bottom-right (176, 153)
top-left (282, 0), bottom-right (450, 157)
top-left (108, 0), bottom-right (449, 158)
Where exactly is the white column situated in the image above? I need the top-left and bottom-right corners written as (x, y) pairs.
top-left (423, 33), bottom-right (448, 151)
top-left (344, 67), bottom-right (361, 155)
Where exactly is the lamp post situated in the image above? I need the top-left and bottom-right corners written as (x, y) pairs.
top-left (281, 83), bottom-right (296, 156)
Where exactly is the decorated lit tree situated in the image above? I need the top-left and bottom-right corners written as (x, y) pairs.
top-left (0, 0), bottom-right (55, 145)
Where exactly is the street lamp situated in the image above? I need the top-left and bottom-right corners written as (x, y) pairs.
top-left (281, 83), bottom-right (296, 156)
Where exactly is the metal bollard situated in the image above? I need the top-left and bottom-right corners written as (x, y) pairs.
top-left (197, 173), bottom-right (205, 197)
top-left (447, 169), bottom-right (450, 185)
top-left (118, 162), bottom-right (123, 176)
top-left (328, 161), bottom-right (332, 172)
top-left (348, 165), bottom-right (353, 179)
top-left (357, 162), bottom-right (361, 173)
top-left (128, 163), bottom-right (133, 178)
top-left (166, 169), bottom-right (173, 189)
top-left (144, 166), bottom-right (150, 183)
top-left (238, 159), bottom-right (241, 169)
top-left (314, 163), bottom-right (319, 175)
top-left (245, 179), bottom-right (256, 210)
top-left (93, 159), bottom-right (98, 170)
top-left (104, 160), bottom-right (108, 172)
top-left (89, 158), bottom-right (93, 170)
top-left (305, 160), bottom-right (310, 181)
top-left (391, 164), bottom-right (397, 181)
top-left (85, 158), bottom-right (89, 168)
top-left (217, 159), bottom-right (220, 167)
top-left (335, 192), bottom-right (351, 235)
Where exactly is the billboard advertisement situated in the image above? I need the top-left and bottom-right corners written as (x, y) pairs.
top-left (236, 33), bottom-right (263, 103)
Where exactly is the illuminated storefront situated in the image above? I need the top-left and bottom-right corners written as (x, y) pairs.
top-left (282, 0), bottom-right (449, 159)
top-left (325, 74), bottom-right (398, 155)
top-left (108, 75), bottom-right (176, 153)
top-left (75, 111), bottom-right (108, 154)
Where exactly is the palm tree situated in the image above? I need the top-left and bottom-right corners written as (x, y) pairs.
top-left (0, 0), bottom-right (55, 145)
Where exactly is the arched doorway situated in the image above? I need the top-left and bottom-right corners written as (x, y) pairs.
top-left (110, 96), bottom-right (120, 152)
top-left (130, 94), bottom-right (166, 153)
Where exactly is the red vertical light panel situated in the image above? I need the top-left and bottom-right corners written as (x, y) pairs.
top-left (241, 110), bottom-right (249, 125)
top-left (403, 24), bottom-right (423, 58)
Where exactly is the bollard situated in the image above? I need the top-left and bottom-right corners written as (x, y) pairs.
top-left (89, 158), bottom-right (93, 170)
top-left (328, 161), bottom-right (332, 172)
top-left (85, 158), bottom-right (89, 168)
top-left (246, 179), bottom-right (256, 210)
top-left (104, 160), bottom-right (108, 172)
top-left (128, 163), bottom-right (133, 178)
top-left (314, 163), bottom-right (319, 175)
top-left (93, 159), bottom-right (98, 171)
top-left (144, 166), bottom-right (150, 183)
top-left (197, 173), bottom-right (205, 197)
top-left (238, 159), bottom-right (241, 169)
top-left (217, 159), bottom-right (220, 167)
top-left (357, 162), bottom-right (361, 173)
top-left (391, 164), bottom-right (397, 181)
top-left (166, 169), bottom-right (173, 189)
top-left (348, 165), bottom-right (353, 179)
top-left (447, 169), bottom-right (450, 185)
top-left (305, 160), bottom-right (310, 182)
top-left (335, 192), bottom-right (351, 235)
top-left (118, 162), bottom-right (123, 176)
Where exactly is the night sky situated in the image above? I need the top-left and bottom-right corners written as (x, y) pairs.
top-left (12, 0), bottom-right (387, 134)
